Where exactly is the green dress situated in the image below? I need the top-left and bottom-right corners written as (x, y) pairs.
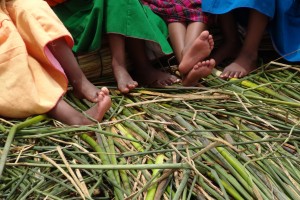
top-left (52, 0), bottom-right (172, 55)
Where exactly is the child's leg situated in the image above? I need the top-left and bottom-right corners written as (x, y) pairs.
top-left (169, 22), bottom-right (214, 86)
top-left (47, 87), bottom-right (111, 125)
top-left (108, 33), bottom-right (138, 93)
top-left (179, 22), bottom-right (213, 74)
top-left (48, 37), bottom-right (101, 102)
top-left (212, 13), bottom-right (241, 66)
top-left (220, 10), bottom-right (268, 79)
top-left (178, 30), bottom-right (214, 86)
top-left (168, 22), bottom-right (187, 62)
top-left (126, 38), bottom-right (179, 87)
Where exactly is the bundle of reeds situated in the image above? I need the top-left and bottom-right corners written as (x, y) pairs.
top-left (76, 38), bottom-right (132, 82)
top-left (0, 61), bottom-right (299, 199)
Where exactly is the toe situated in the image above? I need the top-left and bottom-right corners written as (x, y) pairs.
top-left (169, 75), bottom-right (180, 84)
top-left (127, 81), bottom-right (138, 90)
top-left (220, 71), bottom-right (230, 79)
top-left (199, 30), bottom-right (209, 40)
top-left (209, 59), bottom-right (216, 68)
top-left (101, 87), bottom-right (109, 95)
top-left (238, 71), bottom-right (247, 78)
top-left (98, 92), bottom-right (104, 101)
top-left (228, 71), bottom-right (237, 79)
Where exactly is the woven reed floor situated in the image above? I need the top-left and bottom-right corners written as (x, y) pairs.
top-left (1, 31), bottom-right (300, 199)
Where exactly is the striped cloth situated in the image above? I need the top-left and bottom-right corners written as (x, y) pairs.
top-left (142, 0), bottom-right (208, 23)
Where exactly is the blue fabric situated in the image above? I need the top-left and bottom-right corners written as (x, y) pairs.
top-left (202, 0), bottom-right (300, 62)
top-left (202, 0), bottom-right (275, 18)
top-left (270, 0), bottom-right (300, 62)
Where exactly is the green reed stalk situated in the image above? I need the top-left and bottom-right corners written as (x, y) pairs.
top-left (0, 115), bottom-right (47, 177)
top-left (80, 133), bottom-right (125, 200)
top-left (145, 154), bottom-right (165, 200)
top-left (207, 172), bottom-right (244, 200)
top-left (201, 154), bottom-right (253, 200)
top-left (173, 169), bottom-right (191, 200)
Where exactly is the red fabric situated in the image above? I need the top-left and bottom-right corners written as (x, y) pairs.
top-left (45, 0), bottom-right (67, 7)
top-left (142, 0), bottom-right (208, 23)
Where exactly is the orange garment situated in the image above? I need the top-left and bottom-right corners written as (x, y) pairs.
top-left (0, 0), bottom-right (73, 118)
top-left (45, 0), bottom-right (67, 7)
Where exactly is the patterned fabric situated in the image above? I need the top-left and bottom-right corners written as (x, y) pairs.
top-left (142, 0), bottom-right (208, 23)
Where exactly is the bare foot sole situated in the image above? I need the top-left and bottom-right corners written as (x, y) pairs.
top-left (83, 89), bottom-right (111, 124)
top-left (220, 53), bottom-right (258, 79)
top-left (182, 59), bottom-right (215, 86)
top-left (179, 30), bottom-right (214, 75)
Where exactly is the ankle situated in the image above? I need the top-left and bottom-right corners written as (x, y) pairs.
top-left (112, 57), bottom-right (127, 68)
top-left (239, 50), bottom-right (258, 61)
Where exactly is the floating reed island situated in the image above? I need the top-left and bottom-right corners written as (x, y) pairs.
top-left (1, 59), bottom-right (300, 199)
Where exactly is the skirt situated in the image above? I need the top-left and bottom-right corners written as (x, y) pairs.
top-left (0, 0), bottom-right (72, 118)
top-left (142, 0), bottom-right (208, 23)
top-left (51, 0), bottom-right (104, 53)
top-left (269, 0), bottom-right (300, 62)
top-left (201, 0), bottom-right (275, 18)
top-left (52, 0), bottom-right (173, 55)
top-left (202, 0), bottom-right (300, 62)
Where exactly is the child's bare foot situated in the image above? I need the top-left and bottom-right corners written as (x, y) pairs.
top-left (182, 59), bottom-right (215, 86)
top-left (113, 66), bottom-right (138, 93)
top-left (179, 30), bottom-right (214, 75)
top-left (134, 65), bottom-right (180, 88)
top-left (83, 87), bottom-right (111, 124)
top-left (72, 78), bottom-right (103, 103)
top-left (220, 51), bottom-right (258, 79)
top-left (48, 87), bottom-right (111, 125)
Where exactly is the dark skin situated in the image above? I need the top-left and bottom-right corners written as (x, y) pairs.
top-left (46, 37), bottom-right (111, 125)
top-left (212, 9), bottom-right (269, 79)
top-left (108, 33), bottom-right (179, 93)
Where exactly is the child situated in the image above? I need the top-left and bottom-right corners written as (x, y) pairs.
top-left (202, 0), bottom-right (275, 79)
top-left (143, 0), bottom-right (215, 86)
top-left (203, 0), bottom-right (300, 79)
top-left (50, 0), bottom-right (179, 94)
top-left (0, 0), bottom-right (111, 125)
